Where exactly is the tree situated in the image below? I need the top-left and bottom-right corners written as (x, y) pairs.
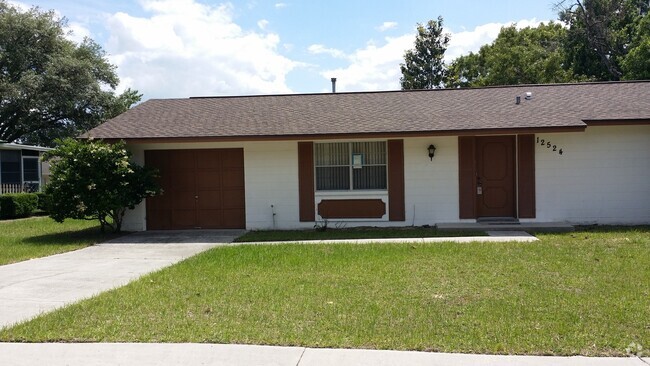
top-left (621, 13), bottom-right (650, 79)
top-left (44, 139), bottom-right (160, 233)
top-left (400, 17), bottom-right (450, 89)
top-left (447, 23), bottom-right (576, 88)
top-left (0, 1), bottom-right (141, 147)
top-left (557, 0), bottom-right (649, 81)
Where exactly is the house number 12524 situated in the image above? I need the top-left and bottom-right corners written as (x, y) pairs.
top-left (536, 137), bottom-right (564, 155)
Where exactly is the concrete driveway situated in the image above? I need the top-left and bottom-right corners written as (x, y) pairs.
top-left (0, 230), bottom-right (243, 329)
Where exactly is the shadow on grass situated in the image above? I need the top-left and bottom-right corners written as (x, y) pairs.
top-left (21, 227), bottom-right (121, 246)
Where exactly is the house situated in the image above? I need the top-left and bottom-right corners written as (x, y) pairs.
top-left (86, 81), bottom-right (650, 231)
top-left (0, 142), bottom-right (51, 194)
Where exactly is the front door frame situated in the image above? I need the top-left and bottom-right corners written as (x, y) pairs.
top-left (458, 134), bottom-right (536, 220)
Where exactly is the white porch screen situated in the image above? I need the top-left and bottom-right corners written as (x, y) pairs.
top-left (314, 141), bottom-right (387, 191)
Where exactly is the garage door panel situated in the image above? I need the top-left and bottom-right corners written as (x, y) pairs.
top-left (196, 150), bottom-right (220, 170)
top-left (222, 209), bottom-right (245, 228)
top-left (197, 210), bottom-right (222, 228)
top-left (172, 209), bottom-right (196, 228)
top-left (222, 149), bottom-right (244, 168)
top-left (197, 190), bottom-right (222, 209)
top-left (173, 190), bottom-right (196, 210)
top-left (223, 189), bottom-right (245, 209)
top-left (196, 171), bottom-right (221, 190)
top-left (170, 150), bottom-right (194, 168)
top-left (173, 173), bottom-right (196, 191)
top-left (147, 210), bottom-right (171, 230)
top-left (222, 169), bottom-right (244, 188)
top-left (146, 148), bottom-right (245, 230)
top-left (147, 193), bottom-right (171, 210)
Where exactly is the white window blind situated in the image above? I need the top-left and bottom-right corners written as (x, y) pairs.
top-left (315, 141), bottom-right (387, 191)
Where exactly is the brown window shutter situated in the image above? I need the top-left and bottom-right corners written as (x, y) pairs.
top-left (517, 134), bottom-right (536, 218)
top-left (388, 139), bottom-right (405, 221)
top-left (458, 136), bottom-right (476, 219)
top-left (298, 142), bottom-right (315, 222)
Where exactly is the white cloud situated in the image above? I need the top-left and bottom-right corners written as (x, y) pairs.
top-left (7, 0), bottom-right (29, 11)
top-left (257, 19), bottom-right (269, 30)
top-left (377, 21), bottom-right (398, 32)
top-left (318, 18), bottom-right (548, 92)
top-left (65, 22), bottom-right (92, 44)
top-left (105, 0), bottom-right (299, 98)
top-left (446, 18), bottom-right (545, 61)
top-left (307, 44), bottom-right (346, 59)
top-left (318, 35), bottom-right (413, 92)
top-left (274, 2), bottom-right (287, 8)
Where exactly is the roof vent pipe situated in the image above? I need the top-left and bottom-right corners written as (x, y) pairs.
top-left (331, 77), bottom-right (337, 93)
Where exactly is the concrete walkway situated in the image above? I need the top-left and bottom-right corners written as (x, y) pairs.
top-left (0, 230), bottom-right (243, 329)
top-left (0, 343), bottom-right (647, 366)
top-left (238, 230), bottom-right (538, 246)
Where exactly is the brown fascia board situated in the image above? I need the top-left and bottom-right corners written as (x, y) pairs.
top-left (101, 126), bottom-right (586, 144)
top-left (583, 118), bottom-right (650, 126)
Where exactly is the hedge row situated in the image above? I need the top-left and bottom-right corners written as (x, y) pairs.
top-left (0, 193), bottom-right (50, 219)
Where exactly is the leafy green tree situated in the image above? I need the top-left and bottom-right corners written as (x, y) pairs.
top-left (557, 0), bottom-right (649, 81)
top-left (44, 139), bottom-right (160, 233)
top-left (621, 14), bottom-right (650, 79)
top-left (0, 1), bottom-right (141, 147)
top-left (447, 23), bottom-right (576, 87)
top-left (400, 17), bottom-right (450, 89)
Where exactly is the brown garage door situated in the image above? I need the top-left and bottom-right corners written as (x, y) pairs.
top-left (145, 149), bottom-right (245, 230)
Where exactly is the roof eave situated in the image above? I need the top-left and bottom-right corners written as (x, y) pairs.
top-left (94, 125), bottom-right (587, 144)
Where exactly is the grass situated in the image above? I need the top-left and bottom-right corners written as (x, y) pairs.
top-left (1, 226), bottom-right (649, 356)
top-left (0, 217), bottom-right (115, 265)
top-left (234, 226), bottom-right (485, 242)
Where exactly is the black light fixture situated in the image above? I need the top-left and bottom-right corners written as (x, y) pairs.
top-left (427, 144), bottom-right (436, 160)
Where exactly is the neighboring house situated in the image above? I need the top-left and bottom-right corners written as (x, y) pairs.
top-left (0, 142), bottom-right (51, 194)
top-left (86, 81), bottom-right (650, 231)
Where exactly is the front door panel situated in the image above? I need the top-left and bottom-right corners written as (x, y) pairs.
top-left (476, 136), bottom-right (516, 218)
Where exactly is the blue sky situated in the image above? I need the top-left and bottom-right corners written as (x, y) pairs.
top-left (13, 0), bottom-right (558, 99)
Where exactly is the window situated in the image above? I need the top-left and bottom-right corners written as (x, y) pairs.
top-left (1, 150), bottom-right (21, 184)
top-left (315, 141), bottom-right (387, 191)
top-left (23, 157), bottom-right (40, 182)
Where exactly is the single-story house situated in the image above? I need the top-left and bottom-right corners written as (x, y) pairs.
top-left (0, 142), bottom-right (51, 194)
top-left (86, 81), bottom-right (650, 231)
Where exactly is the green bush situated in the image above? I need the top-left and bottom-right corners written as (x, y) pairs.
top-left (0, 193), bottom-right (38, 219)
top-left (45, 138), bottom-right (161, 233)
top-left (35, 192), bottom-right (51, 212)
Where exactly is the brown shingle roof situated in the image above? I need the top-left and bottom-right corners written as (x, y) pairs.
top-left (87, 81), bottom-right (650, 140)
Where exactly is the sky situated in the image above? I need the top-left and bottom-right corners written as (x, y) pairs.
top-left (10, 0), bottom-right (559, 100)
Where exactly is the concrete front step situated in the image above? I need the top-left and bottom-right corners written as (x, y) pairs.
top-left (437, 222), bottom-right (575, 233)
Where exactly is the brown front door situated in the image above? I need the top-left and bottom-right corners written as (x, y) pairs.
top-left (476, 136), bottom-right (516, 218)
top-left (145, 149), bottom-right (245, 230)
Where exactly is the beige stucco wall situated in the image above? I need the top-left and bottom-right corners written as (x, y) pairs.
top-left (120, 125), bottom-right (649, 231)
top-left (529, 125), bottom-right (650, 224)
top-left (122, 136), bottom-right (458, 231)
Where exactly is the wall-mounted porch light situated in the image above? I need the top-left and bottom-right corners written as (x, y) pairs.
top-left (428, 144), bottom-right (436, 161)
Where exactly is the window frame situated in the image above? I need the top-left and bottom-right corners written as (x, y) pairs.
top-left (22, 156), bottom-right (40, 183)
top-left (314, 141), bottom-right (388, 192)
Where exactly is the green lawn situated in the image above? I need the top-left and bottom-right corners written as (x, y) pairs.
top-left (1, 226), bottom-right (649, 356)
top-left (234, 227), bottom-right (485, 242)
top-left (0, 217), bottom-right (113, 265)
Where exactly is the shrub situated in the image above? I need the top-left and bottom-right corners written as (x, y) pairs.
top-left (35, 192), bottom-right (51, 212)
top-left (44, 138), bottom-right (161, 233)
top-left (0, 193), bottom-right (38, 219)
